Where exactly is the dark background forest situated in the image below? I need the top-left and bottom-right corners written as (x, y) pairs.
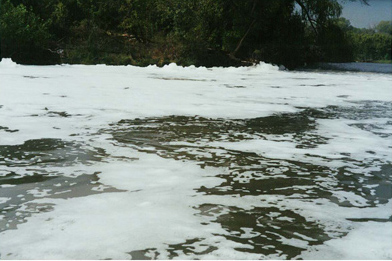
top-left (0, 0), bottom-right (391, 69)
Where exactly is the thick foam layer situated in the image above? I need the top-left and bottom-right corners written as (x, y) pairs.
top-left (0, 58), bottom-right (18, 68)
top-left (0, 60), bottom-right (391, 259)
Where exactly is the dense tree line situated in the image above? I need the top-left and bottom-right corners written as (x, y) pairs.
top-left (1, 0), bottom-right (382, 68)
top-left (335, 18), bottom-right (391, 62)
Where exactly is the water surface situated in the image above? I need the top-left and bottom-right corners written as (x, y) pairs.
top-left (0, 60), bottom-right (391, 259)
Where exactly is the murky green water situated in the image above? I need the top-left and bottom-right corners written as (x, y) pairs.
top-left (109, 102), bottom-right (392, 205)
top-left (1, 101), bottom-right (391, 258)
top-left (100, 101), bottom-right (392, 258)
top-left (0, 139), bottom-right (120, 231)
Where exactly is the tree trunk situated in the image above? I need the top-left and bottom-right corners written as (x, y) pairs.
top-left (295, 0), bottom-right (318, 36)
top-left (230, 19), bottom-right (256, 58)
top-left (230, 0), bottom-right (258, 59)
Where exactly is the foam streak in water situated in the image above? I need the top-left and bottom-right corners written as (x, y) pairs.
top-left (0, 61), bottom-right (391, 259)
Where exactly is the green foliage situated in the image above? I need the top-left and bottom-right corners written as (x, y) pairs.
top-left (334, 17), bottom-right (354, 32)
top-left (375, 20), bottom-right (392, 35)
top-left (317, 20), bottom-right (354, 62)
top-left (0, 0), bottom-right (62, 64)
top-left (0, 0), bottom-right (381, 67)
top-left (0, 0), bottom-right (53, 62)
top-left (297, 0), bottom-right (342, 29)
top-left (334, 20), bottom-right (392, 62)
top-left (348, 31), bottom-right (391, 61)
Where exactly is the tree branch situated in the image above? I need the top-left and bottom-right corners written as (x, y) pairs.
top-left (230, 0), bottom-right (258, 58)
top-left (231, 19), bottom-right (256, 57)
top-left (295, 0), bottom-right (318, 35)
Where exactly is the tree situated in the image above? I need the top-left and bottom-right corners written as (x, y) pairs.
top-left (375, 20), bottom-right (392, 35)
top-left (0, 0), bottom-right (56, 63)
top-left (0, 0), bottom-right (376, 66)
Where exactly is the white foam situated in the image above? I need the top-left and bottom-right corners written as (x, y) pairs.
top-left (0, 197), bottom-right (11, 204)
top-left (0, 61), bottom-right (391, 259)
top-left (0, 58), bottom-right (18, 68)
top-left (300, 222), bottom-right (392, 259)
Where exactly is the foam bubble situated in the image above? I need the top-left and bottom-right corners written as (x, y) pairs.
top-left (0, 58), bottom-right (18, 68)
top-left (0, 60), bottom-right (391, 259)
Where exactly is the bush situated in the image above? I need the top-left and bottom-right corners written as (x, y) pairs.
top-left (0, 0), bottom-right (59, 64)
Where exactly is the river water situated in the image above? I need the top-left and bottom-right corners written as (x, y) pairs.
top-left (312, 62), bottom-right (392, 74)
top-left (0, 59), bottom-right (391, 259)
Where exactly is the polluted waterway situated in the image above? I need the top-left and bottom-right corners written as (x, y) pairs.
top-left (109, 102), bottom-right (392, 205)
top-left (0, 60), bottom-right (391, 259)
top-left (0, 138), bottom-right (122, 232)
top-left (105, 102), bottom-right (392, 259)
